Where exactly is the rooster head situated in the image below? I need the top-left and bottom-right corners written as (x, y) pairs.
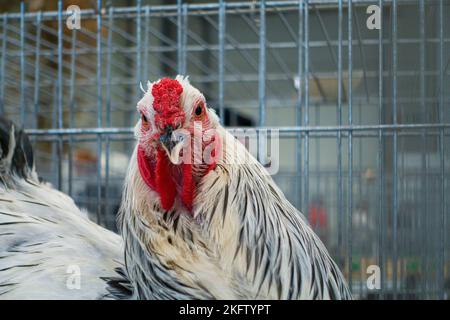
top-left (135, 76), bottom-right (221, 214)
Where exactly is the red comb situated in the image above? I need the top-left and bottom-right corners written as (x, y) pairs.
top-left (152, 78), bottom-right (184, 129)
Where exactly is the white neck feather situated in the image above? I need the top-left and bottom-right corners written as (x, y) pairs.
top-left (118, 128), bottom-right (351, 299)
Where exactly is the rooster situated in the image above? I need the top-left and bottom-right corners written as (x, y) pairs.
top-left (119, 76), bottom-right (351, 299)
top-left (0, 76), bottom-right (351, 300)
top-left (0, 118), bottom-right (127, 299)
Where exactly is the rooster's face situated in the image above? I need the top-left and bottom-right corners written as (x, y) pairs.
top-left (134, 76), bottom-right (220, 214)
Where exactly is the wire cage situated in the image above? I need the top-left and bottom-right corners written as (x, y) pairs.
top-left (0, 0), bottom-right (449, 299)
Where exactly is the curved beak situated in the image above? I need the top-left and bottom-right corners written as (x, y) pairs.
top-left (159, 125), bottom-right (175, 153)
top-left (159, 125), bottom-right (185, 164)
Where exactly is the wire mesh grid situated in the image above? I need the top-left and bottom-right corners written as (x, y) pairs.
top-left (0, 0), bottom-right (449, 299)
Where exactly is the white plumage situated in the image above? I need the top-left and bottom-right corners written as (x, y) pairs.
top-left (0, 120), bottom-right (124, 299)
top-left (119, 76), bottom-right (352, 299)
top-left (0, 76), bottom-right (351, 300)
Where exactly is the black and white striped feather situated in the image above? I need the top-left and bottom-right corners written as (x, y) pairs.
top-left (0, 118), bottom-right (127, 299)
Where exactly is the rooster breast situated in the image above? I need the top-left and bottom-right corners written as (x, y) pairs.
top-left (120, 128), bottom-right (351, 300)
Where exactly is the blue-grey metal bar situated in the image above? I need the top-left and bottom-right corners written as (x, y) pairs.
top-left (258, 0), bottom-right (266, 127)
top-left (143, 6), bottom-right (150, 82)
top-left (4, 23), bottom-right (450, 56)
top-left (347, 0), bottom-right (353, 292)
top-left (392, 0), bottom-right (398, 299)
top-left (106, 5), bottom-right (113, 131)
top-left (5, 32), bottom-right (449, 59)
top-left (27, 130), bottom-right (450, 145)
top-left (337, 0), bottom-right (343, 265)
top-left (57, 0), bottom-right (63, 191)
top-left (182, 4), bottom-right (188, 74)
top-left (1, 1), bottom-right (408, 21)
top-left (315, 105), bottom-right (321, 233)
top-left (439, 0), bottom-right (445, 300)
top-left (105, 6), bottom-right (114, 224)
top-left (257, 0), bottom-right (268, 166)
top-left (419, 0), bottom-right (427, 298)
top-left (33, 12), bottom-right (42, 129)
top-left (20, 1), bottom-right (25, 125)
top-left (353, 8), bottom-right (369, 102)
top-left (377, 0), bottom-right (385, 299)
top-left (24, 123), bottom-right (450, 136)
top-left (51, 82), bottom-right (57, 185)
top-left (96, 0), bottom-right (103, 224)
top-left (358, 104), bottom-right (363, 290)
top-left (136, 0), bottom-right (142, 85)
top-left (296, 0), bottom-right (303, 210)
top-left (57, 1), bottom-right (63, 130)
top-left (68, 25), bottom-right (77, 197)
top-left (218, 0), bottom-right (225, 124)
top-left (177, 0), bottom-right (183, 74)
top-left (304, 0), bottom-right (310, 216)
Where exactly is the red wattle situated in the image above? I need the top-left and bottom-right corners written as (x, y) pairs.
top-left (138, 145), bottom-right (216, 214)
top-left (155, 148), bottom-right (176, 211)
top-left (137, 146), bottom-right (156, 190)
top-left (137, 146), bottom-right (177, 211)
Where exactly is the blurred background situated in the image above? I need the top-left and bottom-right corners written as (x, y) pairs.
top-left (0, 0), bottom-right (449, 299)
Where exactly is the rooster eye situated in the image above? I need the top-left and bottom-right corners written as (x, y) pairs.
top-left (195, 105), bottom-right (203, 116)
top-left (140, 113), bottom-right (150, 130)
